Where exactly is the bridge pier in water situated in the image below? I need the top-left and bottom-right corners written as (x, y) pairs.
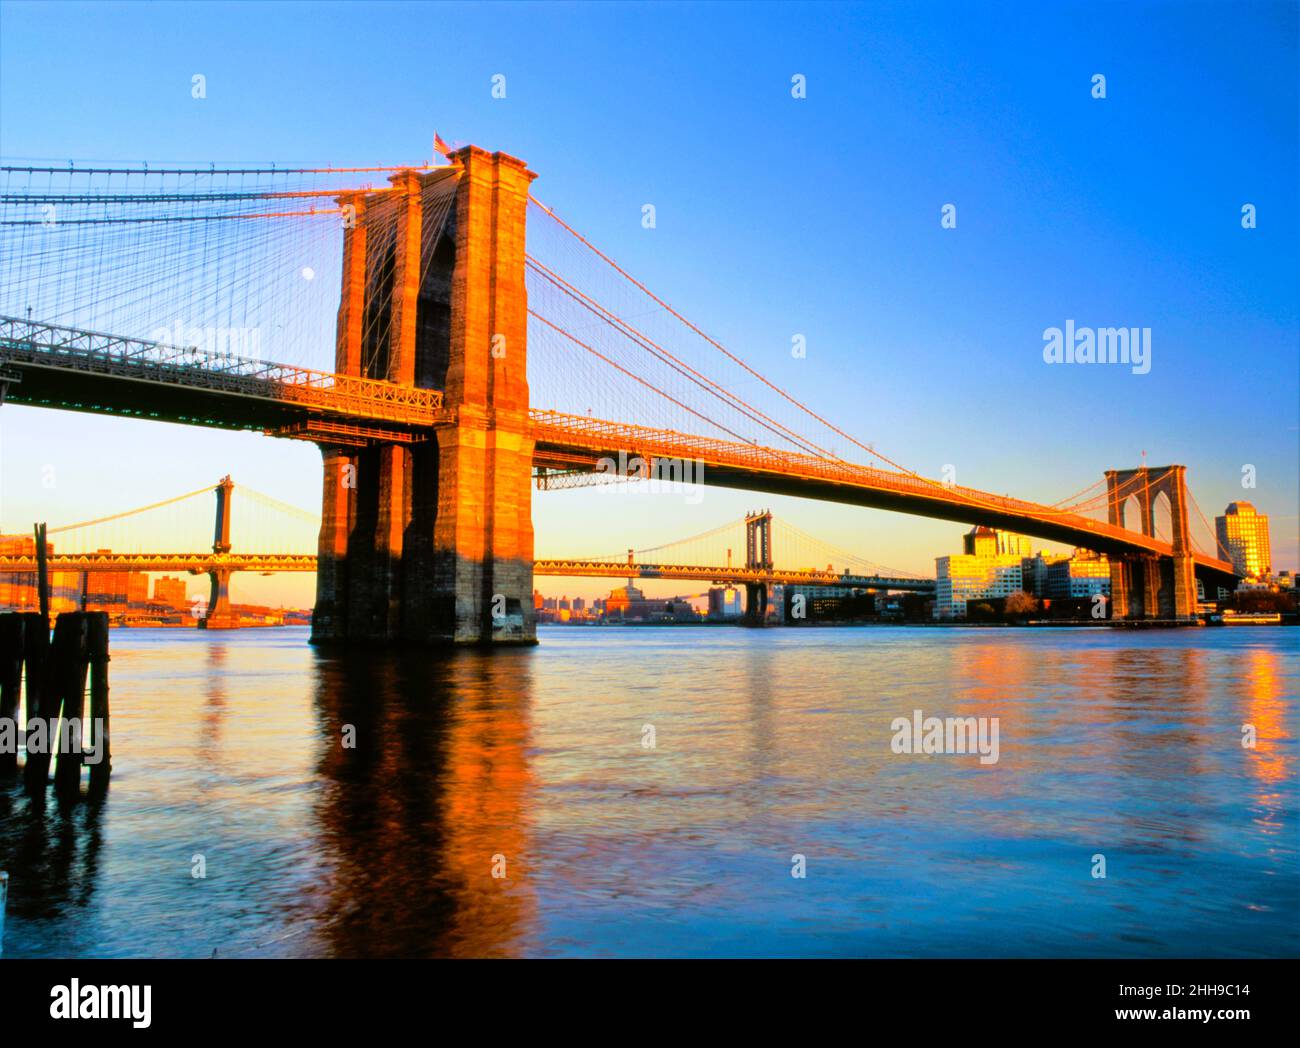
top-left (742, 511), bottom-right (774, 626)
top-left (200, 568), bottom-right (239, 630)
top-left (199, 476), bottom-right (239, 629)
top-left (312, 147), bottom-right (538, 647)
top-left (1104, 466), bottom-right (1198, 621)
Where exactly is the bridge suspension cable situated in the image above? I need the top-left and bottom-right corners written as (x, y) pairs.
top-left (0, 160), bottom-right (458, 374)
top-left (0, 156), bottom-right (1235, 570)
top-left (14, 480), bottom-right (320, 559)
top-left (525, 254), bottom-right (839, 459)
top-left (524, 195), bottom-right (1151, 523)
top-left (1186, 489), bottom-right (1229, 561)
top-left (232, 484), bottom-right (319, 525)
top-left (528, 308), bottom-right (759, 445)
top-left (773, 519), bottom-right (923, 579)
top-left (45, 483), bottom-right (217, 535)
top-left (560, 514), bottom-right (923, 580)
top-left (0, 163), bottom-right (444, 176)
top-left (567, 517), bottom-right (747, 565)
top-left (528, 193), bottom-right (922, 475)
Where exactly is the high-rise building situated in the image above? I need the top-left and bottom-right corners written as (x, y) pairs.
top-left (127, 573), bottom-right (150, 605)
top-left (1020, 551), bottom-right (1069, 597)
top-left (1043, 549), bottom-right (1110, 600)
top-left (154, 575), bottom-right (190, 608)
top-left (603, 582), bottom-right (697, 621)
top-left (936, 541), bottom-right (1021, 619)
top-left (84, 550), bottom-right (130, 608)
top-left (0, 534), bottom-right (38, 609)
top-left (935, 555), bottom-right (1023, 618)
top-left (936, 527), bottom-right (1041, 618)
top-left (996, 531), bottom-right (1033, 558)
top-left (604, 581), bottom-right (647, 618)
top-left (1216, 502), bottom-right (1271, 578)
top-left (963, 526), bottom-right (1032, 559)
top-left (962, 526), bottom-right (998, 558)
top-left (0, 534), bottom-right (79, 611)
top-left (707, 586), bottom-right (743, 620)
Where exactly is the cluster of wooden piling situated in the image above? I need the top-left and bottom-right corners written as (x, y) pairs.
top-left (0, 526), bottom-right (111, 799)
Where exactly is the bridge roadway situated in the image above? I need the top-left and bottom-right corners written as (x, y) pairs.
top-left (0, 315), bottom-right (1237, 588)
top-left (0, 553), bottom-right (318, 574)
top-left (0, 553), bottom-right (935, 592)
top-left (530, 412), bottom-right (1238, 586)
top-left (536, 560), bottom-right (933, 590)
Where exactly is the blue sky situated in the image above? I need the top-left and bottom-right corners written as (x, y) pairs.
top-left (1, 0), bottom-right (1296, 605)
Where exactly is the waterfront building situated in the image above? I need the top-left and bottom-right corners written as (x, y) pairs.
top-left (963, 526), bottom-right (1033, 559)
top-left (934, 553), bottom-right (1023, 619)
top-left (707, 585), bottom-right (742, 620)
top-left (154, 575), bottom-right (190, 608)
top-left (935, 527), bottom-right (1038, 618)
top-left (0, 534), bottom-right (38, 609)
top-left (962, 526), bottom-right (998, 558)
top-left (1020, 551), bottom-right (1070, 597)
top-left (604, 581), bottom-right (646, 618)
top-left (1215, 502), bottom-right (1271, 578)
top-left (604, 581), bottom-right (699, 621)
top-left (0, 534), bottom-right (80, 611)
top-left (127, 572), bottom-right (149, 604)
top-left (785, 583), bottom-right (876, 620)
top-left (1043, 549), bottom-right (1110, 600)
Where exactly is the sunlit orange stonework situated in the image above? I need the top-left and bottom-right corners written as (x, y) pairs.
top-left (313, 147), bottom-right (538, 645)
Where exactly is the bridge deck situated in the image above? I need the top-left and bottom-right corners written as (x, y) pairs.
top-left (0, 318), bottom-right (1237, 585)
top-left (530, 411), bottom-right (1237, 581)
top-left (0, 553), bottom-right (318, 574)
top-left (0, 315), bottom-right (443, 435)
top-left (0, 553), bottom-right (931, 589)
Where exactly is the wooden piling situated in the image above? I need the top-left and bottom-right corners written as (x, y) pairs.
top-left (19, 611), bottom-right (50, 786)
top-left (87, 614), bottom-right (111, 795)
top-left (0, 612), bottom-right (51, 785)
top-left (0, 613), bottom-right (39, 776)
top-left (52, 614), bottom-right (93, 798)
top-left (19, 611), bottom-right (108, 797)
top-left (34, 523), bottom-right (49, 626)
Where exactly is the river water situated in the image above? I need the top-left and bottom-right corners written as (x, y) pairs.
top-left (1, 625), bottom-right (1295, 958)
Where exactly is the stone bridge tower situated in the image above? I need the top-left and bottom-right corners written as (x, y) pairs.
top-left (1103, 465), bottom-right (1198, 620)
top-left (200, 475), bottom-right (239, 630)
top-left (743, 510), bottom-right (773, 625)
top-left (312, 147), bottom-right (537, 646)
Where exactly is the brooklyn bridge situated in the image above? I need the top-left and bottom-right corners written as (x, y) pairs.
top-left (0, 145), bottom-right (1239, 644)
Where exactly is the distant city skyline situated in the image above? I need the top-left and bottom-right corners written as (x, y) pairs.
top-left (0, 493), bottom-right (1288, 610)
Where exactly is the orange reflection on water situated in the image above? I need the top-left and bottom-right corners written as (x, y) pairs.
top-left (311, 649), bottom-right (537, 957)
top-left (438, 658), bottom-right (536, 957)
top-left (1241, 647), bottom-right (1290, 798)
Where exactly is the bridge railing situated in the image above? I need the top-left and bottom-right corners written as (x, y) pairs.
top-left (533, 558), bottom-right (935, 588)
top-left (0, 553), bottom-right (319, 573)
top-left (0, 315), bottom-right (443, 425)
top-left (528, 410), bottom-right (1235, 571)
